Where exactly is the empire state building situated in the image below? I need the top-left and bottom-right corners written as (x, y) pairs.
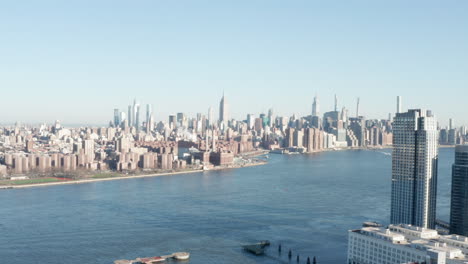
top-left (219, 93), bottom-right (229, 124)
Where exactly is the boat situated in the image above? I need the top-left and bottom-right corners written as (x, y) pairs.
top-left (172, 252), bottom-right (190, 260)
top-left (242, 240), bottom-right (271, 255)
top-left (363, 221), bottom-right (382, 228)
top-left (115, 251), bottom-right (190, 264)
top-left (137, 256), bottom-right (166, 264)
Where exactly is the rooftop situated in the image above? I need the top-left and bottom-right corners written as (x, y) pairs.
top-left (351, 224), bottom-right (468, 261)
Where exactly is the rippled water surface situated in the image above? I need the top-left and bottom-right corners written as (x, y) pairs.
top-left (0, 148), bottom-right (455, 264)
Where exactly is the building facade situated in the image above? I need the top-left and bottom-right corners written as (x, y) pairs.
top-left (391, 109), bottom-right (439, 229)
top-left (312, 95), bottom-right (319, 117)
top-left (348, 223), bottom-right (468, 264)
top-left (219, 94), bottom-right (228, 124)
top-left (450, 145), bottom-right (468, 236)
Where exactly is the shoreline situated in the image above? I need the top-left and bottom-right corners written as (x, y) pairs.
top-left (0, 161), bottom-right (267, 190)
top-left (0, 145), bottom-right (452, 190)
top-left (272, 145), bottom-right (393, 155)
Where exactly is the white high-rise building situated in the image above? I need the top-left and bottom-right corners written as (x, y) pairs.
top-left (334, 94), bottom-right (338, 112)
top-left (133, 99), bottom-right (140, 129)
top-left (348, 223), bottom-right (468, 264)
top-left (247, 114), bottom-right (255, 130)
top-left (312, 95), bottom-right (320, 117)
top-left (356, 97), bottom-right (360, 117)
top-left (208, 107), bottom-right (214, 126)
top-left (391, 109), bottom-right (439, 229)
top-left (119, 111), bottom-right (127, 124)
top-left (341, 107), bottom-right (349, 123)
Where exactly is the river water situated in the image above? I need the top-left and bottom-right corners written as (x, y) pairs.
top-left (0, 148), bottom-right (454, 264)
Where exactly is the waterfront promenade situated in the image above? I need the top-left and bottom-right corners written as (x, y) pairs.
top-left (0, 160), bottom-right (267, 190)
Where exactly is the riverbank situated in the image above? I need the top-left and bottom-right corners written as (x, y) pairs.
top-left (271, 144), bottom-right (453, 156)
top-left (271, 145), bottom-right (392, 155)
top-left (0, 161), bottom-right (267, 190)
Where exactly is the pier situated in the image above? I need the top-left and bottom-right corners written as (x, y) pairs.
top-left (114, 252), bottom-right (189, 264)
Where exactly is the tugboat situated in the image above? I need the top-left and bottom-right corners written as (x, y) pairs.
top-left (242, 240), bottom-right (270, 255)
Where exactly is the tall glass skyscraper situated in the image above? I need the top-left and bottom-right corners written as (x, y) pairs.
top-left (113, 108), bottom-right (120, 127)
top-left (391, 109), bottom-right (439, 229)
top-left (450, 145), bottom-right (468, 236)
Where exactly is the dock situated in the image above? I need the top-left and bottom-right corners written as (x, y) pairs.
top-left (114, 252), bottom-right (189, 264)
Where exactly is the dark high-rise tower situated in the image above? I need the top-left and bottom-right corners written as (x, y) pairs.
top-left (450, 145), bottom-right (468, 236)
top-left (113, 109), bottom-right (120, 127)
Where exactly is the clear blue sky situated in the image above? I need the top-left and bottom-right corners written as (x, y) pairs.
top-left (1, 0), bottom-right (467, 126)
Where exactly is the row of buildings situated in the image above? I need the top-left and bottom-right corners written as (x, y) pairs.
top-left (2, 96), bottom-right (467, 178)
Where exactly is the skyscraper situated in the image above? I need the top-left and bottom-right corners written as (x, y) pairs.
top-left (135, 104), bottom-right (140, 130)
top-left (133, 99), bottom-right (140, 129)
top-left (113, 109), bottom-right (120, 127)
top-left (334, 94), bottom-right (338, 112)
top-left (177, 112), bottom-right (186, 127)
top-left (397, 96), bottom-right (402, 114)
top-left (128, 105), bottom-right (132, 127)
top-left (168, 115), bottom-right (176, 130)
top-left (146, 113), bottom-right (154, 133)
top-left (450, 145), bottom-right (468, 236)
top-left (340, 107), bottom-right (348, 124)
top-left (391, 109), bottom-right (439, 228)
top-left (219, 93), bottom-right (228, 124)
top-left (449, 118), bottom-right (455, 130)
top-left (312, 95), bottom-right (319, 117)
top-left (208, 106), bottom-right (214, 127)
top-left (267, 108), bottom-right (274, 127)
top-left (119, 111), bottom-right (127, 125)
top-left (146, 104), bottom-right (152, 125)
top-left (247, 114), bottom-right (255, 129)
top-left (311, 95), bottom-right (321, 129)
top-left (356, 97), bottom-right (360, 117)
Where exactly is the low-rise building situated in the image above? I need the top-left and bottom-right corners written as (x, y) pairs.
top-left (348, 223), bottom-right (468, 264)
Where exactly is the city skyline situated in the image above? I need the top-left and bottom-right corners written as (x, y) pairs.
top-left (2, 1), bottom-right (468, 263)
top-left (1, 1), bottom-right (468, 125)
top-left (0, 93), bottom-right (466, 128)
